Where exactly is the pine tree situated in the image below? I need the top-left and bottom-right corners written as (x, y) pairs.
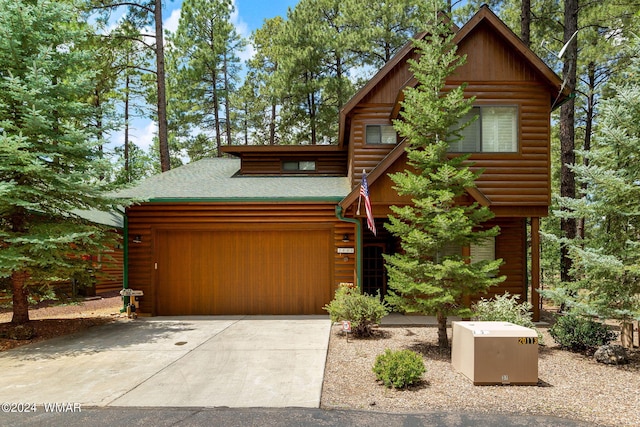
top-left (384, 2), bottom-right (504, 348)
top-left (167, 0), bottom-right (246, 156)
top-left (0, 0), bottom-right (123, 324)
top-left (542, 39), bottom-right (640, 323)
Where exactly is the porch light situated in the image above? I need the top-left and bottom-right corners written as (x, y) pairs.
top-left (132, 235), bottom-right (142, 244)
top-left (342, 234), bottom-right (350, 242)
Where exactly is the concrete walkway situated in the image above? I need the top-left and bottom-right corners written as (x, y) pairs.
top-left (0, 316), bottom-right (331, 408)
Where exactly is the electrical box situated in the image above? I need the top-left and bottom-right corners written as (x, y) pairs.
top-left (451, 321), bottom-right (538, 385)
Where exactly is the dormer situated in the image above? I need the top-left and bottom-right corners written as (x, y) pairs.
top-left (220, 145), bottom-right (348, 176)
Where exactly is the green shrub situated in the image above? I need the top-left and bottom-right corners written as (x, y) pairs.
top-left (472, 292), bottom-right (543, 343)
top-left (372, 349), bottom-right (425, 389)
top-left (323, 284), bottom-right (389, 337)
top-left (549, 313), bottom-right (616, 352)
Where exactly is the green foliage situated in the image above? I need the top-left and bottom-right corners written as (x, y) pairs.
top-left (167, 0), bottom-right (246, 156)
top-left (0, 0), bottom-right (126, 322)
top-left (372, 349), bottom-right (426, 389)
top-left (543, 39), bottom-right (640, 323)
top-left (247, 0), bottom-right (437, 145)
top-left (473, 292), bottom-right (543, 343)
top-left (549, 313), bottom-right (616, 353)
top-left (323, 284), bottom-right (389, 337)
top-left (383, 1), bottom-right (504, 348)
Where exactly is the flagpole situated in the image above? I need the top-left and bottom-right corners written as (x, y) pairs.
top-left (356, 169), bottom-right (365, 216)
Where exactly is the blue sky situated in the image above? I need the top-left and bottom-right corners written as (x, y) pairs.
top-left (164, 0), bottom-right (299, 35)
top-left (110, 0), bottom-right (300, 153)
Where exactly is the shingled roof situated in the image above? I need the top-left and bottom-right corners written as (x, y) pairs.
top-left (116, 157), bottom-right (351, 201)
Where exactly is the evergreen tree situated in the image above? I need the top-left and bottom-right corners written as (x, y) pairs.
top-left (89, 0), bottom-right (171, 171)
top-left (0, 0), bottom-right (123, 324)
top-left (246, 16), bottom-right (286, 145)
top-left (383, 1), bottom-right (504, 348)
top-left (341, 0), bottom-right (434, 71)
top-left (542, 39), bottom-right (640, 323)
top-left (168, 0), bottom-right (245, 157)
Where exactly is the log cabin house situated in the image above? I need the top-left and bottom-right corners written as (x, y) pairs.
top-left (120, 6), bottom-right (568, 320)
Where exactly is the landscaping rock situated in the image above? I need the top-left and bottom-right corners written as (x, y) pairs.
top-left (594, 344), bottom-right (628, 365)
top-left (9, 323), bottom-right (36, 340)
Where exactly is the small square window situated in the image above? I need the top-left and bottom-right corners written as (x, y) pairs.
top-left (299, 161), bottom-right (316, 171)
top-left (366, 125), bottom-right (397, 144)
top-left (471, 237), bottom-right (496, 263)
top-left (283, 161), bottom-right (299, 171)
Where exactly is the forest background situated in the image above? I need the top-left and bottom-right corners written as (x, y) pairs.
top-left (2, 0), bottom-right (640, 324)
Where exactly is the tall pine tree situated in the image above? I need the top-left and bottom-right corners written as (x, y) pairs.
top-left (384, 2), bottom-right (504, 348)
top-left (542, 39), bottom-right (640, 324)
top-left (0, 0), bottom-right (123, 324)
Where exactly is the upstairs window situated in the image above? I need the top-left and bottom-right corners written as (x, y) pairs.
top-left (448, 106), bottom-right (518, 153)
top-left (282, 160), bottom-right (316, 172)
top-left (366, 125), bottom-right (397, 145)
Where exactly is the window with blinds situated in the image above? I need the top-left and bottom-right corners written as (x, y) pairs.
top-left (366, 125), bottom-right (397, 144)
top-left (448, 106), bottom-right (518, 153)
top-left (470, 237), bottom-right (496, 263)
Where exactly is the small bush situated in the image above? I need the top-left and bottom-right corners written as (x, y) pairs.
top-left (472, 292), bottom-right (543, 343)
top-left (323, 284), bottom-right (389, 337)
top-left (549, 313), bottom-right (616, 352)
top-left (372, 349), bottom-right (425, 389)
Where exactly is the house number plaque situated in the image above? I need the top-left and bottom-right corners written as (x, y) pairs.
top-left (337, 247), bottom-right (355, 254)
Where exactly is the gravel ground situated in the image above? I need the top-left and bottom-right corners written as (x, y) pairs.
top-left (321, 323), bottom-right (640, 427)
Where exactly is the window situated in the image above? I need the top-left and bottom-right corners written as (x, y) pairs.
top-left (282, 160), bottom-right (316, 172)
top-left (366, 125), bottom-right (397, 144)
top-left (448, 106), bottom-right (518, 153)
top-left (470, 237), bottom-right (496, 264)
top-left (435, 237), bottom-right (496, 264)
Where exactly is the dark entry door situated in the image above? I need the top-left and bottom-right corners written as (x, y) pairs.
top-left (363, 243), bottom-right (387, 297)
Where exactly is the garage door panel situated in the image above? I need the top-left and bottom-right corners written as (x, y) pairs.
top-left (155, 228), bottom-right (332, 315)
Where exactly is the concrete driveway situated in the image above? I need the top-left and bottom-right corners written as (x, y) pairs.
top-left (0, 316), bottom-right (331, 408)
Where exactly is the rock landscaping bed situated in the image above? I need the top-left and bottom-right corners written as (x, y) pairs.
top-left (321, 322), bottom-right (640, 427)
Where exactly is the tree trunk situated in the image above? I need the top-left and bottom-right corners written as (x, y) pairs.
top-left (520, 0), bottom-right (531, 47)
top-left (437, 311), bottom-right (449, 348)
top-left (577, 62), bottom-right (595, 240)
top-left (559, 0), bottom-right (579, 283)
top-left (310, 91), bottom-right (317, 145)
top-left (124, 72), bottom-right (130, 182)
top-left (223, 51), bottom-right (231, 146)
top-left (155, 0), bottom-right (170, 172)
top-left (269, 102), bottom-right (277, 145)
top-left (11, 271), bottom-right (30, 324)
top-left (213, 71), bottom-right (222, 156)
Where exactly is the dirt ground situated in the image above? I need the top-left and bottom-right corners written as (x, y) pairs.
top-left (0, 292), bottom-right (123, 351)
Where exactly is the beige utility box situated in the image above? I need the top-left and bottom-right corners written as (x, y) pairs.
top-left (451, 321), bottom-right (538, 385)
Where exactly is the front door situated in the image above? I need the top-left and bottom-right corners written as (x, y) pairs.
top-left (363, 243), bottom-right (387, 298)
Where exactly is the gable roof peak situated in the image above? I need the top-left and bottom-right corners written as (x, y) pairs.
top-left (339, 6), bottom-right (568, 147)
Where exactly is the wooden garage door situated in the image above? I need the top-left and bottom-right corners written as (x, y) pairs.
top-left (155, 228), bottom-right (332, 315)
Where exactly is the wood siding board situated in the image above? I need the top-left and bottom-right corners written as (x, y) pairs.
top-left (478, 218), bottom-right (527, 300)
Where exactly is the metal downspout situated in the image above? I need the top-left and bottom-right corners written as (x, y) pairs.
top-left (335, 205), bottom-right (362, 291)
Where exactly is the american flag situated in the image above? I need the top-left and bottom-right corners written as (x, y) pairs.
top-left (360, 171), bottom-right (377, 236)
